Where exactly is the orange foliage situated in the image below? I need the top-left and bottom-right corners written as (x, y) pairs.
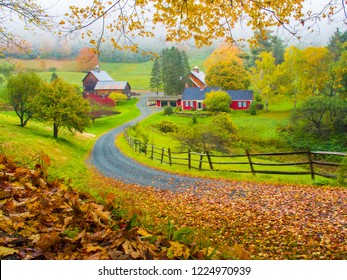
top-left (76, 47), bottom-right (99, 72)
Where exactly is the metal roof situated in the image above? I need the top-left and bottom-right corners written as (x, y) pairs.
top-left (94, 81), bottom-right (129, 90)
top-left (190, 70), bottom-right (206, 86)
top-left (90, 70), bottom-right (114, 82)
top-left (182, 87), bottom-right (253, 101)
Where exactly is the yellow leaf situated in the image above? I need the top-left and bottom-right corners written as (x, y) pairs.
top-left (167, 241), bottom-right (190, 259)
top-left (0, 246), bottom-right (18, 257)
top-left (137, 227), bottom-right (152, 237)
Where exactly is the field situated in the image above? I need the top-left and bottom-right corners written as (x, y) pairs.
top-left (0, 94), bottom-right (140, 192)
top-left (2, 51), bottom-right (211, 91)
top-left (118, 102), bottom-right (342, 186)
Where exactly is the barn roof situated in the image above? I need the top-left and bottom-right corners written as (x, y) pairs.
top-left (89, 70), bottom-right (114, 82)
top-left (94, 81), bottom-right (130, 90)
top-left (189, 69), bottom-right (206, 86)
top-left (182, 87), bottom-right (253, 101)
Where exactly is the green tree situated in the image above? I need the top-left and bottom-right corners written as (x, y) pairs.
top-left (205, 61), bottom-right (251, 90)
top-left (160, 47), bottom-right (189, 96)
top-left (204, 90), bottom-right (231, 112)
top-left (327, 28), bottom-right (347, 61)
top-left (50, 72), bottom-right (58, 82)
top-left (288, 96), bottom-right (347, 149)
top-left (6, 72), bottom-right (43, 127)
top-left (173, 113), bottom-right (238, 153)
top-left (149, 58), bottom-right (162, 94)
top-left (248, 30), bottom-right (286, 67)
top-left (31, 78), bottom-right (91, 139)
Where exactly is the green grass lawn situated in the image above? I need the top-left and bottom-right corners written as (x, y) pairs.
top-left (118, 102), bottom-right (338, 186)
top-left (0, 98), bottom-right (140, 193)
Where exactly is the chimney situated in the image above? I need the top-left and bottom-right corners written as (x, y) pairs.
top-left (95, 65), bottom-right (100, 72)
top-left (193, 66), bottom-right (199, 73)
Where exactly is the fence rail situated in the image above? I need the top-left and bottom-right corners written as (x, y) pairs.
top-left (123, 128), bottom-right (346, 180)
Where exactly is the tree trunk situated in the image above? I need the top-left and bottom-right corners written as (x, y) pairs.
top-left (53, 124), bottom-right (59, 139)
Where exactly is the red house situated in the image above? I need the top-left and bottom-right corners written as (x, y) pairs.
top-left (181, 87), bottom-right (253, 110)
top-left (184, 66), bottom-right (207, 89)
top-left (82, 66), bottom-right (131, 97)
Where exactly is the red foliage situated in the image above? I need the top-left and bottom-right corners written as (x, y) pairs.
top-left (86, 94), bottom-right (115, 107)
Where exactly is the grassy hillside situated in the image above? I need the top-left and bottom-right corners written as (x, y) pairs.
top-left (1, 49), bottom-right (211, 91)
top-left (0, 98), bottom-right (140, 193)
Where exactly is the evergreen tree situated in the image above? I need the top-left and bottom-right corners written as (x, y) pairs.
top-left (149, 58), bottom-right (162, 94)
top-left (160, 47), bottom-right (189, 96)
top-left (327, 28), bottom-right (347, 61)
top-left (248, 30), bottom-right (286, 67)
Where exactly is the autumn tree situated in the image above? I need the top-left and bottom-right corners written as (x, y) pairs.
top-left (0, 1), bottom-right (52, 55)
top-left (76, 47), bottom-right (99, 72)
top-left (251, 52), bottom-right (279, 108)
top-left (149, 58), bottom-right (162, 94)
top-left (205, 61), bottom-right (251, 90)
top-left (6, 72), bottom-right (43, 127)
top-left (58, 1), bottom-right (347, 51)
top-left (109, 92), bottom-right (127, 103)
top-left (204, 90), bottom-right (231, 112)
top-left (203, 43), bottom-right (243, 70)
top-left (31, 78), bottom-right (91, 139)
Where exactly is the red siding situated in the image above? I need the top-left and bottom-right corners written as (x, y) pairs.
top-left (230, 101), bottom-right (251, 110)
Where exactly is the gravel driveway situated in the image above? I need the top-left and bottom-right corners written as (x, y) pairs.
top-left (90, 95), bottom-right (206, 190)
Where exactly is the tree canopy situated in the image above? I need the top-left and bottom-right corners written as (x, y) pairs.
top-left (6, 72), bottom-right (43, 127)
top-left (31, 78), bottom-right (91, 139)
top-left (2, 1), bottom-right (347, 54)
top-left (206, 61), bottom-right (251, 90)
top-left (204, 90), bottom-right (231, 112)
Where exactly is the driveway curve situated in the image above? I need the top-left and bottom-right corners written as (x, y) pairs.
top-left (90, 95), bottom-right (206, 190)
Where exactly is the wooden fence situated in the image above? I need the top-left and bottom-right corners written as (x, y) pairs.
top-left (123, 128), bottom-right (346, 180)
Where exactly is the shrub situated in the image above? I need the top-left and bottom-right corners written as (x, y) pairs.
top-left (249, 102), bottom-right (257, 115)
top-left (48, 67), bottom-right (57, 72)
top-left (157, 121), bottom-right (177, 133)
top-left (163, 106), bottom-right (173, 116)
top-left (204, 90), bottom-right (231, 112)
top-left (256, 103), bottom-right (264, 110)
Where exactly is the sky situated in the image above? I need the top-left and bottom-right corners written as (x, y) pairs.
top-left (20, 0), bottom-right (347, 50)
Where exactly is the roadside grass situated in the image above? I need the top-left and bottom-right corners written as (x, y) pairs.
top-left (117, 102), bottom-right (337, 186)
top-left (0, 98), bottom-right (140, 192)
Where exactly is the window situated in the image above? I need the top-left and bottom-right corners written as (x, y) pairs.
top-left (243, 101), bottom-right (247, 107)
top-left (238, 101), bottom-right (242, 107)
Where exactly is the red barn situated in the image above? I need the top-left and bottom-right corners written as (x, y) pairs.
top-left (184, 66), bottom-right (207, 89)
top-left (82, 66), bottom-right (131, 97)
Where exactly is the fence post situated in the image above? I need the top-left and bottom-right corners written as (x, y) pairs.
top-left (307, 146), bottom-right (315, 180)
top-left (206, 151), bottom-right (213, 170)
top-left (150, 145), bottom-right (154, 160)
top-left (168, 148), bottom-right (172, 166)
top-left (199, 154), bottom-right (203, 170)
top-left (160, 147), bottom-right (165, 164)
top-left (246, 150), bottom-right (255, 176)
top-left (188, 149), bottom-right (191, 169)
